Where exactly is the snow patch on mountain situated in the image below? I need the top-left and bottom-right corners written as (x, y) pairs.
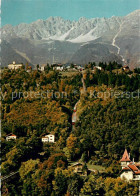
top-left (68, 29), bottom-right (99, 43)
top-left (55, 27), bottom-right (75, 41)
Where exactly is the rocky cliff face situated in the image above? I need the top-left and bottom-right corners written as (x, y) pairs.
top-left (1, 10), bottom-right (140, 68)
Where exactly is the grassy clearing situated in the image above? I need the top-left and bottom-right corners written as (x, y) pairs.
top-left (87, 163), bottom-right (105, 171)
top-left (61, 71), bottom-right (79, 77)
top-left (68, 160), bottom-right (105, 171)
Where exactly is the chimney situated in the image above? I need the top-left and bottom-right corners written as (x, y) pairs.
top-left (133, 158), bottom-right (135, 164)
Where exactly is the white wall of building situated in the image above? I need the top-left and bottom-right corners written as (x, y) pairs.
top-left (42, 137), bottom-right (49, 142)
top-left (120, 171), bottom-right (133, 181)
top-left (133, 175), bottom-right (140, 180)
top-left (53, 67), bottom-right (63, 71)
top-left (6, 135), bottom-right (17, 141)
top-left (121, 162), bottom-right (130, 168)
top-left (46, 134), bottom-right (55, 143)
top-left (8, 62), bottom-right (23, 70)
top-left (42, 134), bottom-right (55, 143)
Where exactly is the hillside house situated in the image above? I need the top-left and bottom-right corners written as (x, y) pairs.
top-left (70, 162), bottom-right (87, 176)
top-left (40, 66), bottom-right (45, 71)
top-left (6, 133), bottom-right (17, 141)
top-left (40, 65), bottom-right (46, 71)
top-left (53, 64), bottom-right (64, 71)
top-left (8, 61), bottom-right (23, 70)
top-left (95, 66), bottom-right (102, 70)
top-left (120, 149), bottom-right (140, 181)
top-left (92, 66), bottom-right (103, 73)
top-left (41, 133), bottom-right (55, 143)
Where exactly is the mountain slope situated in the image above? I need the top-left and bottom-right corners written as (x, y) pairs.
top-left (1, 40), bottom-right (33, 67)
top-left (113, 10), bottom-right (140, 68)
top-left (70, 43), bottom-right (122, 64)
top-left (1, 10), bottom-right (140, 68)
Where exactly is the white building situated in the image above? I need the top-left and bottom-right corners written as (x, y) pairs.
top-left (42, 136), bottom-right (49, 142)
top-left (8, 61), bottom-right (23, 70)
top-left (40, 66), bottom-right (45, 71)
top-left (42, 134), bottom-right (55, 143)
top-left (53, 64), bottom-right (64, 71)
top-left (40, 65), bottom-right (46, 71)
top-left (70, 162), bottom-right (88, 176)
top-left (120, 149), bottom-right (140, 181)
top-left (94, 66), bottom-right (102, 70)
top-left (6, 133), bottom-right (17, 141)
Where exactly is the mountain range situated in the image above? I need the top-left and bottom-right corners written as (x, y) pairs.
top-left (1, 10), bottom-right (140, 69)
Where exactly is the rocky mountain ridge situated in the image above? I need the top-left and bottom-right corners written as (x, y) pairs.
top-left (1, 10), bottom-right (140, 69)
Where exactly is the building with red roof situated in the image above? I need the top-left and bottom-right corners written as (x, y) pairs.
top-left (120, 149), bottom-right (140, 181)
top-left (6, 133), bottom-right (17, 141)
top-left (120, 149), bottom-right (131, 168)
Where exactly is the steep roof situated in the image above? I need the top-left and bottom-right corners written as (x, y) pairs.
top-left (121, 164), bottom-right (140, 175)
top-left (6, 133), bottom-right (16, 137)
top-left (122, 167), bottom-right (131, 171)
top-left (71, 162), bottom-right (83, 167)
top-left (120, 149), bottom-right (131, 162)
top-left (128, 164), bottom-right (139, 172)
top-left (135, 171), bottom-right (140, 175)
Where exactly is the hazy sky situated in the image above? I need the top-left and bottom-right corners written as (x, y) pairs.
top-left (2, 0), bottom-right (140, 26)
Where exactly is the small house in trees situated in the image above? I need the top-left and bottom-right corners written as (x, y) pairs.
top-left (40, 65), bottom-right (46, 71)
top-left (53, 64), bottom-right (64, 71)
top-left (120, 149), bottom-right (140, 181)
top-left (95, 66), bottom-right (102, 70)
top-left (8, 61), bottom-right (23, 70)
top-left (71, 162), bottom-right (83, 173)
top-left (92, 66), bottom-right (103, 73)
top-left (70, 162), bottom-right (88, 176)
top-left (41, 133), bottom-right (55, 143)
top-left (42, 136), bottom-right (49, 143)
top-left (6, 133), bottom-right (17, 141)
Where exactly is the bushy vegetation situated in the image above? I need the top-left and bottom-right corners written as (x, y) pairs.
top-left (1, 62), bottom-right (140, 195)
top-left (4, 156), bottom-right (139, 195)
top-left (74, 97), bottom-right (140, 164)
top-left (84, 69), bottom-right (140, 91)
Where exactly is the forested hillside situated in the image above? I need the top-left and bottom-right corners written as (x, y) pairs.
top-left (1, 63), bottom-right (140, 195)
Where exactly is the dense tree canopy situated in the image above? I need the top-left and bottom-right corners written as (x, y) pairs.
top-left (1, 63), bottom-right (140, 195)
